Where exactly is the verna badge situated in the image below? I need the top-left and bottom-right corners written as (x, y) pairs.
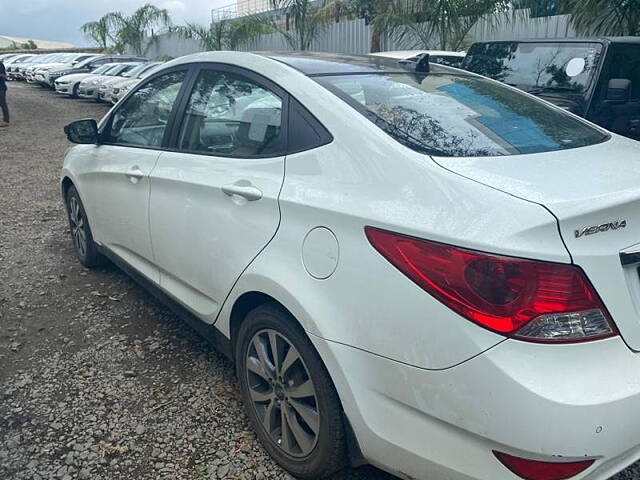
top-left (575, 220), bottom-right (627, 238)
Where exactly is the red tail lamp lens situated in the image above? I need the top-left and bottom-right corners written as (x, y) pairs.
top-left (494, 451), bottom-right (594, 480)
top-left (365, 227), bottom-right (616, 341)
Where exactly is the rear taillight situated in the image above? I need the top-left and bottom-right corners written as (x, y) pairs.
top-left (494, 451), bottom-right (594, 480)
top-left (365, 227), bottom-right (617, 343)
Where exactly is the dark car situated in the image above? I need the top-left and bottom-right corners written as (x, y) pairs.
top-left (462, 37), bottom-right (640, 140)
top-left (47, 54), bottom-right (148, 84)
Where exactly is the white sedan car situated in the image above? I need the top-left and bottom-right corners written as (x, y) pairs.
top-left (55, 63), bottom-right (120, 97)
top-left (61, 51), bottom-right (640, 480)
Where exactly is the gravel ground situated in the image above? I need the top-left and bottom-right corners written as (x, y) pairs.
top-left (0, 82), bottom-right (638, 480)
top-left (0, 83), bottom-right (392, 480)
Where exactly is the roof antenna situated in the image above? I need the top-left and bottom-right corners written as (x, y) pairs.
top-left (398, 53), bottom-right (430, 73)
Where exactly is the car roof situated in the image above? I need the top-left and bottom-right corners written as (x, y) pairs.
top-left (264, 51), bottom-right (457, 76)
top-left (163, 50), bottom-right (466, 77)
top-left (471, 36), bottom-right (640, 45)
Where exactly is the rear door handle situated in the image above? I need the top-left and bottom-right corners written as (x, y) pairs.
top-left (126, 166), bottom-right (145, 183)
top-left (222, 183), bottom-right (263, 201)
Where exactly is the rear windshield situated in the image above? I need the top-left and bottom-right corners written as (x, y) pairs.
top-left (314, 72), bottom-right (608, 157)
top-left (463, 42), bottom-right (602, 95)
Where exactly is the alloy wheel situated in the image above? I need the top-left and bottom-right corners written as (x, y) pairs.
top-left (245, 329), bottom-right (320, 457)
top-left (68, 196), bottom-right (87, 258)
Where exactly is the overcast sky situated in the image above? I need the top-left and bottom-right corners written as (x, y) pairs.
top-left (0, 0), bottom-right (229, 46)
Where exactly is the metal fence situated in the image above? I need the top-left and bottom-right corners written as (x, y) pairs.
top-left (140, 10), bottom-right (578, 59)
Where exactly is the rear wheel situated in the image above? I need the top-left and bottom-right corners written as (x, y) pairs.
top-left (236, 304), bottom-right (347, 478)
top-left (65, 185), bottom-right (105, 268)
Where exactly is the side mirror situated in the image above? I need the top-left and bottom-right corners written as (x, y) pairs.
top-left (64, 119), bottom-right (99, 144)
top-left (606, 78), bottom-right (632, 103)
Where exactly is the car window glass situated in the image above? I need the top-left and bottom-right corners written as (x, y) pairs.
top-left (604, 44), bottom-right (640, 99)
top-left (316, 72), bottom-right (608, 157)
top-left (177, 70), bottom-right (283, 157)
top-left (463, 42), bottom-right (602, 95)
top-left (107, 70), bottom-right (186, 148)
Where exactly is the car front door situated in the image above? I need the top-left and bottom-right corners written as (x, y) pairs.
top-left (588, 43), bottom-right (640, 140)
top-left (79, 68), bottom-right (189, 282)
top-left (148, 65), bottom-right (287, 320)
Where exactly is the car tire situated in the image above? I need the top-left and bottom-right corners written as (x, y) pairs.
top-left (236, 304), bottom-right (348, 479)
top-left (71, 84), bottom-right (79, 98)
top-left (65, 185), bottom-right (105, 268)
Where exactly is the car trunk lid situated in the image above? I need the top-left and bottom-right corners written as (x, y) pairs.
top-left (433, 135), bottom-right (640, 350)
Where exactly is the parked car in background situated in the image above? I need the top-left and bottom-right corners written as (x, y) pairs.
top-left (371, 50), bottom-right (466, 67)
top-left (97, 62), bottom-right (150, 101)
top-left (3, 54), bottom-right (37, 79)
top-left (462, 37), bottom-right (640, 140)
top-left (0, 53), bottom-right (19, 62)
top-left (34, 53), bottom-right (96, 87)
top-left (25, 53), bottom-right (72, 83)
top-left (48, 54), bottom-right (147, 86)
top-left (11, 54), bottom-right (50, 81)
top-left (55, 63), bottom-right (120, 98)
top-left (104, 62), bottom-right (162, 104)
top-left (78, 63), bottom-right (139, 100)
top-left (62, 51), bottom-right (640, 480)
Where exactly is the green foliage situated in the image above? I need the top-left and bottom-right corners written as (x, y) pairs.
top-left (81, 4), bottom-right (171, 55)
top-left (264, 0), bottom-right (341, 51)
top-left (107, 4), bottom-right (172, 55)
top-left (566, 0), bottom-right (640, 36)
top-left (174, 16), bottom-right (271, 51)
top-left (376, 0), bottom-right (510, 51)
top-left (81, 16), bottom-right (112, 50)
top-left (21, 40), bottom-right (37, 49)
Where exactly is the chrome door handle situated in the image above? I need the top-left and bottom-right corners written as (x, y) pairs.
top-left (126, 166), bottom-right (145, 183)
top-left (222, 183), bottom-right (263, 201)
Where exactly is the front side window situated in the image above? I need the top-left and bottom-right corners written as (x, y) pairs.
top-left (177, 70), bottom-right (283, 157)
top-left (315, 73), bottom-right (608, 157)
top-left (106, 70), bottom-right (186, 148)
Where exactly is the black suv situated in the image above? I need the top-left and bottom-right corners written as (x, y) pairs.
top-left (48, 54), bottom-right (148, 84)
top-left (462, 37), bottom-right (640, 140)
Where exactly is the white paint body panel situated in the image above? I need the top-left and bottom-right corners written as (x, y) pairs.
top-left (148, 151), bottom-right (284, 320)
top-left (435, 135), bottom-right (640, 351)
top-left (61, 51), bottom-right (640, 480)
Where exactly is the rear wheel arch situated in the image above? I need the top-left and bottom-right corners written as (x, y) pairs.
top-left (229, 291), bottom-right (303, 357)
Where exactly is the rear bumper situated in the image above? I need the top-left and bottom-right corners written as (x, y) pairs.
top-left (311, 334), bottom-right (640, 480)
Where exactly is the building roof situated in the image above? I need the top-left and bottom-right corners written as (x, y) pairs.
top-left (0, 35), bottom-right (76, 50)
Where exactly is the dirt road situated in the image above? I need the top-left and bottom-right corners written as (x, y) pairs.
top-left (0, 83), bottom-right (389, 480)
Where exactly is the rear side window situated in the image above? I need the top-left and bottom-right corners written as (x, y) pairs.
top-left (106, 70), bottom-right (186, 148)
top-left (315, 73), bottom-right (608, 157)
top-left (177, 70), bottom-right (284, 157)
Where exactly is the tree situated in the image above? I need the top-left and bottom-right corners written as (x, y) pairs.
top-left (351, 0), bottom-right (393, 53)
top-left (174, 16), bottom-right (270, 51)
top-left (106, 4), bottom-right (172, 55)
top-left (264, 0), bottom-right (339, 51)
top-left (378, 0), bottom-right (509, 52)
top-left (81, 15), bottom-right (112, 50)
top-left (566, 0), bottom-right (640, 36)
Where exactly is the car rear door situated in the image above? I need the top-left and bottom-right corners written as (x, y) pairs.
top-left (79, 67), bottom-right (190, 283)
top-left (148, 64), bottom-right (287, 321)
